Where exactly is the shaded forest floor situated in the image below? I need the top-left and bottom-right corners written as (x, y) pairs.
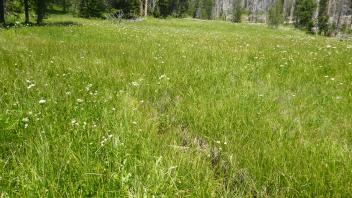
top-left (1, 15), bottom-right (352, 196)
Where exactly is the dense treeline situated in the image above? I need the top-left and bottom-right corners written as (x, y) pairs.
top-left (0, 0), bottom-right (47, 25)
top-left (0, 0), bottom-right (351, 35)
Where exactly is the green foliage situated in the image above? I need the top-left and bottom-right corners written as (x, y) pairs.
top-left (110, 0), bottom-right (139, 18)
top-left (200, 0), bottom-right (213, 19)
top-left (294, 0), bottom-right (316, 33)
top-left (3, 0), bottom-right (25, 23)
top-left (232, 2), bottom-right (242, 23)
top-left (158, 0), bottom-right (170, 17)
top-left (317, 0), bottom-right (329, 35)
top-left (0, 0), bottom-right (4, 24)
top-left (178, 0), bottom-right (190, 17)
top-left (6, 0), bottom-right (23, 15)
top-left (35, 0), bottom-right (46, 24)
top-left (189, 0), bottom-right (212, 19)
top-left (153, 0), bottom-right (213, 19)
top-left (79, 0), bottom-right (106, 18)
top-left (268, 0), bottom-right (283, 28)
top-left (155, 0), bottom-right (193, 18)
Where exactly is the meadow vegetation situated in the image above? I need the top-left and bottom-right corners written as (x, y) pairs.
top-left (1, 15), bottom-right (352, 196)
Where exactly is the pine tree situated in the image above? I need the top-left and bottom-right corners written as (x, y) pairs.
top-left (203, 0), bottom-right (213, 19)
top-left (158, 0), bottom-right (170, 17)
top-left (294, 0), bottom-right (317, 32)
top-left (79, 0), bottom-right (89, 17)
top-left (178, 0), bottom-right (189, 17)
top-left (111, 0), bottom-right (139, 18)
top-left (232, 0), bottom-right (242, 23)
top-left (24, 0), bottom-right (30, 23)
top-left (62, 0), bottom-right (67, 12)
top-left (317, 0), bottom-right (329, 35)
top-left (36, 0), bottom-right (46, 24)
top-left (79, 0), bottom-right (106, 18)
top-left (0, 0), bottom-right (5, 24)
top-left (268, 0), bottom-right (284, 28)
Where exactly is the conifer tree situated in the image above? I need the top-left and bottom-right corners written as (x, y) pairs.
top-left (36, 0), bottom-right (46, 24)
top-left (317, 0), bottom-right (329, 35)
top-left (24, 0), bottom-right (30, 23)
top-left (294, 0), bottom-right (316, 32)
top-left (0, 0), bottom-right (5, 24)
top-left (232, 0), bottom-right (242, 23)
top-left (268, 0), bottom-right (284, 27)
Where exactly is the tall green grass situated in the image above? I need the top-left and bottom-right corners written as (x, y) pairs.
top-left (1, 15), bottom-right (352, 197)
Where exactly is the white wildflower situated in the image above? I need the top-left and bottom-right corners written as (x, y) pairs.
top-left (131, 81), bottom-right (140, 87)
top-left (38, 99), bottom-right (46, 104)
top-left (159, 74), bottom-right (166, 80)
top-left (100, 134), bottom-right (113, 146)
top-left (27, 84), bottom-right (35, 89)
top-left (22, 117), bottom-right (29, 123)
top-left (85, 84), bottom-right (93, 91)
top-left (71, 119), bottom-right (76, 125)
top-left (77, 99), bottom-right (84, 103)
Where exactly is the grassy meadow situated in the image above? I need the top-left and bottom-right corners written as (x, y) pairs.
top-left (1, 15), bottom-right (352, 197)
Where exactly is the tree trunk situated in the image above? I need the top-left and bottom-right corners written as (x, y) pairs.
top-left (0, 0), bottom-right (5, 24)
top-left (36, 0), bottom-right (45, 24)
top-left (139, 0), bottom-right (143, 16)
top-left (144, 0), bottom-right (148, 16)
top-left (336, 11), bottom-right (341, 29)
top-left (350, 1), bottom-right (352, 29)
top-left (289, 0), bottom-right (295, 23)
top-left (24, 0), bottom-right (29, 23)
top-left (63, 0), bottom-right (66, 12)
top-left (336, 1), bottom-right (342, 29)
